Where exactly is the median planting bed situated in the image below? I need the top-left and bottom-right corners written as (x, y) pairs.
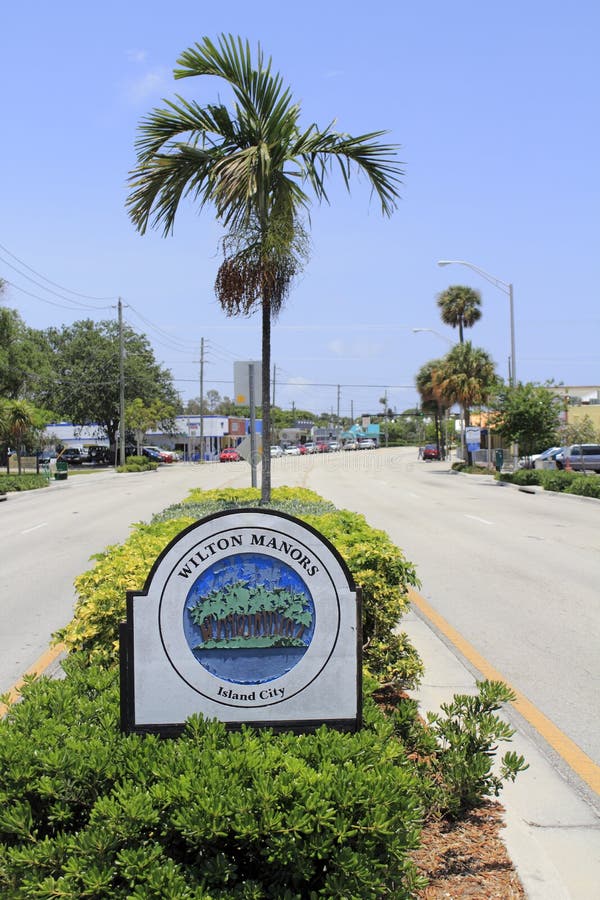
top-left (0, 487), bottom-right (526, 897)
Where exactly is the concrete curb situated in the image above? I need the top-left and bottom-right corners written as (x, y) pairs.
top-left (401, 608), bottom-right (600, 899)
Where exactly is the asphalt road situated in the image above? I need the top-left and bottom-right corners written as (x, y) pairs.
top-left (2, 451), bottom-right (598, 781)
top-left (275, 447), bottom-right (600, 771)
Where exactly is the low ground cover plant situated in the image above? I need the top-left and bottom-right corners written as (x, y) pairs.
top-left (0, 473), bottom-right (49, 493)
top-left (1, 485), bottom-right (526, 897)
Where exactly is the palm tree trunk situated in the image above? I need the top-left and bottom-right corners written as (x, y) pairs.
top-left (261, 294), bottom-right (272, 503)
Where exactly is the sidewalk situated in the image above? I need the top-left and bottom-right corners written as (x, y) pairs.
top-left (402, 607), bottom-right (600, 899)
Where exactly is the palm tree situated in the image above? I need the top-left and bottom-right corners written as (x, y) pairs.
top-left (436, 285), bottom-right (482, 344)
top-left (415, 359), bottom-right (448, 459)
top-left (126, 34), bottom-right (403, 501)
top-left (1, 399), bottom-right (37, 475)
top-left (431, 342), bottom-right (497, 464)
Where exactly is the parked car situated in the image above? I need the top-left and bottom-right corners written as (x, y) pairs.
top-left (422, 444), bottom-right (440, 460)
top-left (284, 445), bottom-right (301, 455)
top-left (83, 444), bottom-right (112, 465)
top-left (315, 442), bottom-right (330, 453)
top-left (303, 442), bottom-right (316, 454)
top-left (58, 447), bottom-right (85, 465)
top-left (518, 447), bottom-right (561, 469)
top-left (142, 445), bottom-right (174, 463)
top-left (357, 439), bottom-right (377, 450)
top-left (219, 448), bottom-right (241, 462)
top-left (555, 444), bottom-right (600, 472)
top-left (270, 445), bottom-right (284, 458)
top-left (531, 446), bottom-right (564, 470)
top-left (328, 441), bottom-right (340, 452)
top-left (343, 441), bottom-right (358, 451)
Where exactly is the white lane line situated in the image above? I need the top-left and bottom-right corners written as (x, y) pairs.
top-left (21, 522), bottom-right (48, 534)
top-left (464, 514), bottom-right (494, 526)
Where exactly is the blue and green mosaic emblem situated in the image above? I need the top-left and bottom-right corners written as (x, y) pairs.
top-left (184, 553), bottom-right (315, 683)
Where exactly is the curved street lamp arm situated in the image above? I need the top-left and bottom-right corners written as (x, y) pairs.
top-left (437, 259), bottom-right (511, 294)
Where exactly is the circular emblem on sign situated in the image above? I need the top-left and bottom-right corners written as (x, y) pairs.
top-left (182, 553), bottom-right (315, 684)
top-left (157, 521), bottom-right (346, 709)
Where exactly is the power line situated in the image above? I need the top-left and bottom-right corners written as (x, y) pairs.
top-left (0, 241), bottom-right (117, 302)
top-left (4, 278), bottom-right (112, 312)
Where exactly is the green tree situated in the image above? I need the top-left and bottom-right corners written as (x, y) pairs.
top-left (0, 307), bottom-right (54, 400)
top-left (560, 412), bottom-right (600, 445)
top-left (40, 319), bottom-right (178, 449)
top-left (436, 285), bottom-right (482, 344)
top-left (126, 34), bottom-right (403, 502)
top-left (126, 397), bottom-right (177, 454)
top-left (0, 398), bottom-right (53, 474)
top-left (489, 383), bottom-right (561, 458)
top-left (431, 343), bottom-right (497, 464)
top-left (415, 358), bottom-right (449, 459)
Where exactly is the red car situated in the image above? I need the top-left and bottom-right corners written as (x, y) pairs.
top-left (422, 444), bottom-right (440, 460)
top-left (219, 448), bottom-right (241, 462)
top-left (315, 442), bottom-right (330, 453)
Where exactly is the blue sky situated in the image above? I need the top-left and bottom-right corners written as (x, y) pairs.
top-left (2, 1), bottom-right (598, 418)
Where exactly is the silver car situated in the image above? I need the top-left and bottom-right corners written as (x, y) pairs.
top-left (555, 444), bottom-right (600, 472)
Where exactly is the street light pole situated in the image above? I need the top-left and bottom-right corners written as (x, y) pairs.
top-left (412, 327), bottom-right (454, 347)
top-left (437, 259), bottom-right (516, 387)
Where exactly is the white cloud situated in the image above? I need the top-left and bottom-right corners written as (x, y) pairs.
top-left (123, 67), bottom-right (171, 104)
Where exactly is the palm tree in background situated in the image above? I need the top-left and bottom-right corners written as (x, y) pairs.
top-left (436, 285), bottom-right (482, 344)
top-left (0, 399), bottom-right (37, 475)
top-left (432, 342), bottom-right (497, 464)
top-left (415, 358), bottom-right (448, 459)
top-left (126, 34), bottom-right (404, 501)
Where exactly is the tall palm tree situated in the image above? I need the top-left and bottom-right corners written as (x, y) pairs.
top-left (431, 342), bottom-right (496, 464)
top-left (126, 34), bottom-right (404, 501)
top-left (436, 285), bottom-right (482, 344)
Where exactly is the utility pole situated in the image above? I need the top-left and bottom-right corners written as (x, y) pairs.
top-left (118, 298), bottom-right (126, 467)
top-left (337, 384), bottom-right (341, 420)
top-left (199, 337), bottom-right (205, 462)
top-left (272, 363), bottom-right (276, 407)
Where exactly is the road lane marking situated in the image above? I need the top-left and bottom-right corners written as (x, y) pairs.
top-left (21, 522), bottom-right (48, 534)
top-left (0, 643), bottom-right (67, 718)
top-left (408, 587), bottom-right (600, 797)
top-left (464, 514), bottom-right (493, 525)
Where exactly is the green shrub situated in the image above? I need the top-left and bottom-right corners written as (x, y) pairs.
top-left (538, 469), bottom-right (581, 492)
top-left (389, 680), bottom-right (528, 819)
top-left (116, 455), bottom-right (158, 473)
top-left (566, 474), bottom-right (600, 498)
top-left (498, 468), bottom-right (542, 486)
top-left (57, 490), bottom-right (421, 688)
top-left (0, 658), bottom-right (426, 899)
top-left (0, 473), bottom-right (49, 492)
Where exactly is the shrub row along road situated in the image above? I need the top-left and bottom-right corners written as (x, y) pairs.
top-left (2, 450), bottom-right (598, 795)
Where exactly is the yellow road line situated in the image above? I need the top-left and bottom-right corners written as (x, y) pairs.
top-left (408, 587), bottom-right (600, 797)
top-left (0, 642), bottom-right (66, 718)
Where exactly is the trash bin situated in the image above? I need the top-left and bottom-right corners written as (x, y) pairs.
top-left (494, 449), bottom-right (504, 472)
top-left (54, 460), bottom-right (68, 480)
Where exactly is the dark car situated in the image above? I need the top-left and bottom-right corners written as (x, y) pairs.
top-left (58, 448), bottom-right (85, 465)
top-left (422, 444), bottom-right (440, 460)
top-left (84, 445), bottom-right (112, 466)
top-left (142, 447), bottom-right (164, 463)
